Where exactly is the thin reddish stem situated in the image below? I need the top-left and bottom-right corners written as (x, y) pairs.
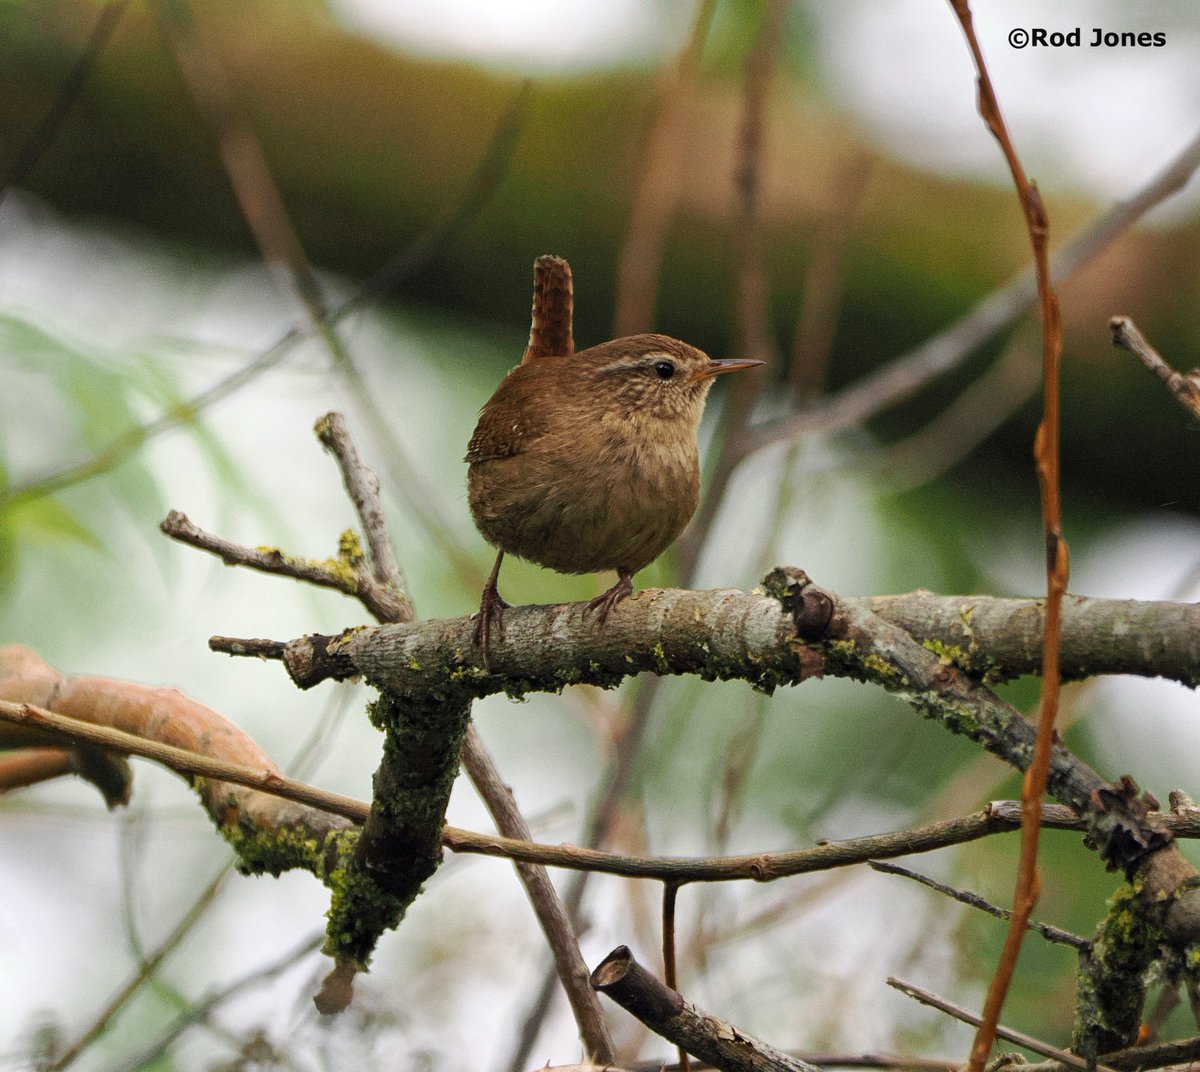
top-left (945, 4), bottom-right (1067, 1071)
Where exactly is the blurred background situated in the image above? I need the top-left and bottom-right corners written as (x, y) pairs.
top-left (2, 0), bottom-right (1200, 1068)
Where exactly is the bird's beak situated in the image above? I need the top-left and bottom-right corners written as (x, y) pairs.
top-left (692, 358), bottom-right (766, 381)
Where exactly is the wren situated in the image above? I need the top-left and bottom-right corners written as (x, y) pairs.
top-left (466, 330), bottom-right (761, 659)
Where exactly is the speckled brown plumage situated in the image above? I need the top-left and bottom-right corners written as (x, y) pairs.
top-left (466, 330), bottom-right (762, 659)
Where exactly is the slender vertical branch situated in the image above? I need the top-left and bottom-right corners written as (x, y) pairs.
top-left (945, 5), bottom-right (1067, 1071)
top-left (155, 0), bottom-right (479, 586)
top-left (678, 0), bottom-right (784, 579)
top-left (662, 882), bottom-right (690, 1072)
top-left (0, 2), bottom-right (129, 204)
top-left (613, 0), bottom-right (717, 336)
top-left (310, 415), bottom-right (612, 1057)
top-left (462, 727), bottom-right (616, 1065)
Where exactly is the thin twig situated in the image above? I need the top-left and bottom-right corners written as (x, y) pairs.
top-left (0, 2), bottom-right (129, 204)
top-left (867, 861), bottom-right (1089, 949)
top-left (111, 933), bottom-right (323, 1072)
top-left (462, 726), bottom-right (616, 1065)
top-left (945, 6), bottom-right (1066, 1068)
top-left (662, 882), bottom-right (689, 1072)
top-left (0, 700), bottom-right (369, 824)
top-left (878, 335), bottom-right (1040, 492)
top-left (154, 0), bottom-right (325, 315)
top-left (314, 412), bottom-right (413, 619)
top-left (888, 977), bottom-right (1115, 1072)
top-left (160, 509), bottom-right (411, 624)
top-left (45, 864), bottom-right (235, 1072)
top-left (613, 0), bottom-right (717, 336)
top-left (743, 127), bottom-right (1200, 457)
top-left (1109, 315), bottom-right (1200, 420)
top-left (2, 84), bottom-right (525, 508)
top-left (0, 698), bottom-right (1134, 884)
top-left (629, 1055), bottom-right (958, 1072)
top-left (789, 153), bottom-right (874, 399)
top-left (505, 673), bottom-right (667, 1071)
top-left (448, 805), bottom-right (1083, 882)
top-left (677, 0), bottom-right (783, 578)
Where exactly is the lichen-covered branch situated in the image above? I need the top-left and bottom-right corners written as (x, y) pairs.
top-left (161, 509), bottom-right (411, 625)
top-left (321, 689), bottom-right (472, 992)
top-left (270, 586), bottom-right (1200, 696)
top-left (0, 646), bottom-right (353, 874)
top-left (1073, 883), bottom-right (1163, 1061)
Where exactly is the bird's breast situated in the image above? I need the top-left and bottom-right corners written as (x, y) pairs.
top-left (468, 416), bottom-right (701, 575)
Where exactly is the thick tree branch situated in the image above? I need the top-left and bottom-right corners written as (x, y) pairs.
top-left (265, 587), bottom-right (1200, 695)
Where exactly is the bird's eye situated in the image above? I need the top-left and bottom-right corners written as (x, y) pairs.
top-left (653, 360), bottom-right (676, 380)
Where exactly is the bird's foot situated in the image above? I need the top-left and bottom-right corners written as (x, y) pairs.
top-left (585, 572), bottom-right (633, 626)
top-left (472, 583), bottom-right (510, 667)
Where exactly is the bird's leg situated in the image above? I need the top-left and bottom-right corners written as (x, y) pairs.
top-left (473, 550), bottom-right (510, 665)
top-left (586, 569), bottom-right (634, 625)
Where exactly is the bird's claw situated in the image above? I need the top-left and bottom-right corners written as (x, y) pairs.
top-left (585, 573), bottom-right (633, 626)
top-left (472, 586), bottom-right (510, 668)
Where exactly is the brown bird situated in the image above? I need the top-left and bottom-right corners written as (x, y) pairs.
top-left (466, 320), bottom-right (762, 659)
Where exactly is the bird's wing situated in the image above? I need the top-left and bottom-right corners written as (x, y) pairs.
top-left (465, 364), bottom-right (552, 463)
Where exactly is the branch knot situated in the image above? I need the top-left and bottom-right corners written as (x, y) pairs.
top-left (762, 566), bottom-right (834, 641)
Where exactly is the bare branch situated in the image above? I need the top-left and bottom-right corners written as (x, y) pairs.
top-left (160, 509), bottom-right (411, 625)
top-left (270, 587), bottom-right (1200, 695)
top-left (888, 977), bottom-right (1115, 1072)
top-left (613, 0), bottom-right (717, 336)
top-left (677, 0), bottom-right (782, 577)
top-left (0, 697), bottom-right (367, 827)
top-left (314, 412), bottom-right (413, 617)
top-left (868, 861), bottom-right (1089, 949)
top-left (943, 6), bottom-right (1068, 1064)
top-left (1109, 315), bottom-right (1200, 420)
top-left (744, 127), bottom-right (1200, 457)
top-left (0, 2), bottom-right (129, 204)
top-left (592, 945), bottom-right (819, 1072)
top-left (461, 726), bottom-right (616, 1064)
top-left (1021, 1032), bottom-right (1200, 1072)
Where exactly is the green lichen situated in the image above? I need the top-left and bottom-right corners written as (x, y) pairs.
top-left (1073, 881), bottom-right (1161, 1060)
top-left (321, 691), bottom-right (473, 968)
top-left (858, 652), bottom-right (908, 689)
top-left (337, 529), bottom-right (365, 565)
top-left (323, 856), bottom-right (407, 969)
top-left (652, 641), bottom-right (670, 673)
top-left (923, 638), bottom-right (969, 668)
top-left (909, 690), bottom-right (982, 738)
top-left (222, 821), bottom-right (324, 878)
